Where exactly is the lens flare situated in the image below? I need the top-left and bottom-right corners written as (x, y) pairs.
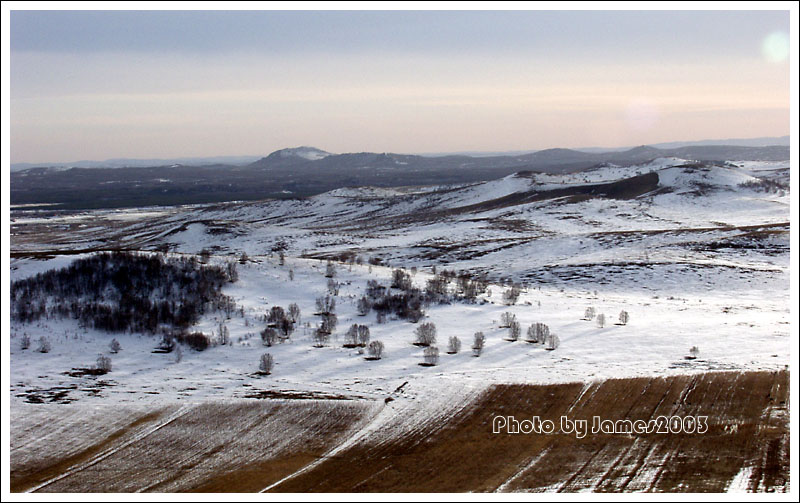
top-left (762, 31), bottom-right (789, 63)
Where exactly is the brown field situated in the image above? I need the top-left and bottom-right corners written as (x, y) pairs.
top-left (11, 370), bottom-right (789, 493)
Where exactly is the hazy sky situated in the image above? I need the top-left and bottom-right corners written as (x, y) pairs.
top-left (9, 9), bottom-right (791, 163)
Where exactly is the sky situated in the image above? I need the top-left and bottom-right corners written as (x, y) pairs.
top-left (8, 7), bottom-right (792, 163)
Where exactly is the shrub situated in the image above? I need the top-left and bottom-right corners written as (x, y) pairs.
top-left (20, 334), bottom-right (31, 350)
top-left (177, 332), bottom-right (211, 351)
top-left (357, 325), bottom-right (370, 346)
top-left (618, 310), bottom-right (629, 325)
top-left (96, 354), bottom-right (112, 371)
top-left (391, 269), bottom-right (412, 291)
top-left (596, 313), bottom-right (606, 328)
top-left (96, 354), bottom-right (112, 373)
top-left (313, 328), bottom-right (330, 347)
top-left (325, 260), bottom-right (336, 278)
top-left (109, 338), bottom-right (122, 353)
top-left (509, 321), bottom-right (521, 342)
top-left (584, 307), bottom-right (596, 320)
top-left (357, 296), bottom-right (371, 316)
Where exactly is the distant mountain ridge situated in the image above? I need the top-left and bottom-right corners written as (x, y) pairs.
top-left (11, 142), bottom-right (789, 210)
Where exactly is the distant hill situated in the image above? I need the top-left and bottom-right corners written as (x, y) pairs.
top-left (11, 143), bottom-right (789, 210)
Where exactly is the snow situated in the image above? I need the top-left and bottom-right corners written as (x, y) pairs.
top-left (8, 156), bottom-right (790, 412)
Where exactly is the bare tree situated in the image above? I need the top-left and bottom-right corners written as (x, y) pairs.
top-left (357, 296), bottom-right (371, 316)
top-left (357, 325), bottom-right (370, 346)
top-left (618, 310), bottom-right (629, 325)
top-left (414, 322), bottom-right (437, 346)
top-left (687, 346), bottom-right (700, 359)
top-left (278, 251), bottom-right (285, 266)
top-left (261, 327), bottom-right (278, 347)
top-left (544, 333), bottom-right (560, 351)
top-left (499, 312), bottom-right (516, 328)
top-left (109, 338), bottom-right (122, 353)
top-left (527, 323), bottom-right (550, 343)
top-left (509, 321), bottom-right (521, 342)
top-left (174, 345), bottom-right (183, 363)
top-left (37, 336), bottom-right (51, 353)
top-left (325, 260), bottom-right (336, 278)
top-left (20, 334), bottom-right (31, 350)
top-left (344, 324), bottom-right (360, 347)
top-left (447, 336), bottom-right (461, 354)
top-left (596, 313), bottom-right (606, 328)
top-left (422, 346), bottom-right (440, 366)
top-left (239, 251), bottom-right (249, 264)
top-left (584, 307), bottom-right (596, 320)
top-left (288, 303), bottom-right (301, 324)
top-left (313, 327), bottom-right (330, 347)
top-left (96, 354), bottom-right (112, 373)
top-left (259, 353), bottom-right (274, 374)
top-left (218, 322), bottom-right (230, 345)
top-left (320, 313), bottom-right (338, 334)
top-left (503, 285), bottom-right (521, 305)
top-left (288, 269), bottom-right (294, 281)
top-left (472, 332), bottom-right (486, 357)
top-left (367, 340), bottom-right (384, 360)
top-left (327, 278), bottom-right (340, 296)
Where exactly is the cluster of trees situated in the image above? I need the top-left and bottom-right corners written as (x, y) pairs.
top-left (424, 268), bottom-right (489, 304)
top-left (261, 304), bottom-right (300, 346)
top-left (343, 324), bottom-right (370, 348)
top-left (359, 275), bottom-right (425, 323)
top-left (10, 252), bottom-right (237, 334)
top-left (584, 307), bottom-right (630, 327)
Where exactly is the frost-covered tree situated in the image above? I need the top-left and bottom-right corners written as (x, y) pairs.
top-left (288, 269), bottom-right (294, 281)
top-left (688, 346), bottom-right (700, 359)
top-left (278, 251), bottom-right (285, 266)
top-left (239, 251), bottom-right (249, 264)
top-left (618, 310), bottom-right (629, 325)
top-left (422, 346), bottom-right (440, 366)
top-left (596, 313), bottom-right (606, 328)
top-left (472, 332), bottom-right (486, 357)
top-left (226, 261), bottom-right (239, 283)
top-left (20, 334), bottom-right (31, 350)
top-left (499, 312), bottom-right (516, 328)
top-left (109, 338), bottom-right (122, 353)
top-left (174, 345), bottom-right (183, 363)
top-left (584, 307), bottom-right (596, 320)
top-left (414, 322), bottom-right (437, 346)
top-left (527, 323), bottom-right (549, 344)
top-left (447, 336), bottom-right (461, 354)
top-left (37, 336), bottom-right (51, 353)
top-left (259, 353), bottom-right (274, 374)
top-left (367, 340), bottom-right (384, 360)
top-left (96, 354), bottom-right (112, 373)
top-left (509, 321), bottom-right (521, 342)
